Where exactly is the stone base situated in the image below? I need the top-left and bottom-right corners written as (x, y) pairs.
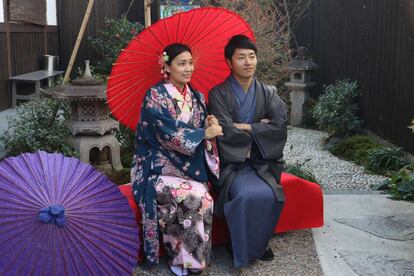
top-left (68, 134), bottom-right (123, 171)
top-left (289, 90), bottom-right (309, 126)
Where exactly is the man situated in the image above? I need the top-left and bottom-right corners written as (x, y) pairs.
top-left (208, 35), bottom-right (287, 268)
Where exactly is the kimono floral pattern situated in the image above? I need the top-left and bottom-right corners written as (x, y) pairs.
top-left (157, 127), bottom-right (201, 156)
top-left (156, 176), bottom-right (213, 269)
top-left (132, 82), bottom-right (218, 267)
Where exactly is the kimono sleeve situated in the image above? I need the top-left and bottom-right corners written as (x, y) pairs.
top-left (208, 89), bottom-right (252, 163)
top-left (141, 88), bottom-right (205, 156)
top-left (204, 138), bottom-right (220, 179)
top-left (251, 89), bottom-right (287, 160)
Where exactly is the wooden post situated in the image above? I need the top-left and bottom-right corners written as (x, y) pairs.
top-left (4, 0), bottom-right (11, 78)
top-left (63, 0), bottom-right (95, 83)
top-left (144, 0), bottom-right (152, 28)
top-left (409, 1), bottom-right (414, 31)
top-left (44, 26), bottom-right (48, 55)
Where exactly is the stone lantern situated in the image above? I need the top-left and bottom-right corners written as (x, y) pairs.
top-left (42, 61), bottom-right (123, 170)
top-left (285, 47), bottom-right (319, 126)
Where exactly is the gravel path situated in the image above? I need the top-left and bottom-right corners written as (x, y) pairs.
top-left (283, 126), bottom-right (387, 191)
top-left (134, 229), bottom-right (322, 276)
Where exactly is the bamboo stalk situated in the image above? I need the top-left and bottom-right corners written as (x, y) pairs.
top-left (144, 0), bottom-right (152, 28)
top-left (63, 0), bottom-right (95, 83)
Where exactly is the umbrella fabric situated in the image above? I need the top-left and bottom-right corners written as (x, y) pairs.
top-left (0, 151), bottom-right (138, 275)
top-left (107, 7), bottom-right (255, 130)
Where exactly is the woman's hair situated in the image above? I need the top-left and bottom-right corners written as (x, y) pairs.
top-left (224, 35), bottom-right (257, 61)
top-left (163, 43), bottom-right (192, 65)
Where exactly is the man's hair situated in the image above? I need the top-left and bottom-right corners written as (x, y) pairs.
top-left (224, 35), bottom-right (257, 60)
top-left (163, 43), bottom-right (192, 65)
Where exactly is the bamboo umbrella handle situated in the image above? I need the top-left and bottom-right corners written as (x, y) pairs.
top-left (63, 0), bottom-right (95, 84)
top-left (144, 0), bottom-right (152, 28)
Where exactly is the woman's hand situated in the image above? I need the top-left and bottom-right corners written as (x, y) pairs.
top-left (205, 124), bottom-right (224, 139)
top-left (205, 115), bottom-right (219, 128)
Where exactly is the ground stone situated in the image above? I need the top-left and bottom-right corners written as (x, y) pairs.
top-left (338, 250), bottom-right (414, 276)
top-left (335, 213), bottom-right (414, 241)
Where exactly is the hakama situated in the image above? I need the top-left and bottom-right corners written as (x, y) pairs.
top-left (224, 165), bottom-right (284, 267)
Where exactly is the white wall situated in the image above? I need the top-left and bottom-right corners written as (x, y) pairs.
top-left (0, 0), bottom-right (56, 25)
top-left (0, 0), bottom-right (4, 23)
top-left (46, 0), bottom-right (57, 26)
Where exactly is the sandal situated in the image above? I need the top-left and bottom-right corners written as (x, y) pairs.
top-left (259, 248), bottom-right (274, 261)
top-left (169, 265), bottom-right (189, 276)
top-left (188, 268), bottom-right (203, 275)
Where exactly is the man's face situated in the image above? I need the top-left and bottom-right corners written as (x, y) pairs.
top-left (227, 48), bottom-right (257, 80)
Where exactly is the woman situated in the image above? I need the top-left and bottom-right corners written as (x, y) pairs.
top-left (131, 43), bottom-right (222, 276)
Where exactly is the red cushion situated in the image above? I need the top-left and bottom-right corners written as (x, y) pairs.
top-left (119, 172), bottom-right (324, 259)
top-left (276, 173), bottom-right (324, 232)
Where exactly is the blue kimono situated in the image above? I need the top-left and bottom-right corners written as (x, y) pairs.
top-left (131, 82), bottom-right (216, 267)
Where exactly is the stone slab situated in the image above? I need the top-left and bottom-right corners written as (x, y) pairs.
top-left (339, 250), bottom-right (414, 276)
top-left (335, 213), bottom-right (414, 241)
top-left (312, 194), bottom-right (414, 276)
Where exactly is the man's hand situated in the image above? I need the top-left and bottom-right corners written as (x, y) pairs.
top-left (234, 123), bottom-right (251, 133)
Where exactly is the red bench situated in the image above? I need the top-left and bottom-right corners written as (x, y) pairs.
top-left (119, 172), bottom-right (324, 259)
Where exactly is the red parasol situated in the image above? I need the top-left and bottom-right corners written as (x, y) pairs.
top-left (106, 7), bottom-right (255, 130)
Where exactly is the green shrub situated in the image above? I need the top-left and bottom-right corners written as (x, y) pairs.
top-left (120, 147), bottom-right (134, 169)
top-left (301, 96), bottom-right (318, 129)
top-left (330, 135), bottom-right (381, 165)
top-left (114, 124), bottom-right (135, 168)
top-left (89, 16), bottom-right (143, 76)
top-left (104, 168), bottom-right (131, 185)
top-left (115, 124), bottom-right (135, 149)
top-left (385, 163), bottom-right (414, 201)
top-left (365, 147), bottom-right (409, 175)
top-left (313, 80), bottom-right (362, 137)
top-left (284, 162), bottom-right (318, 183)
top-left (0, 99), bottom-right (78, 157)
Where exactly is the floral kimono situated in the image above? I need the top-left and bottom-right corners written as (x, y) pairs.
top-left (131, 81), bottom-right (219, 269)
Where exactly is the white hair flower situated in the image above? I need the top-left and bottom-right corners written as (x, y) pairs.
top-left (162, 52), bottom-right (169, 62)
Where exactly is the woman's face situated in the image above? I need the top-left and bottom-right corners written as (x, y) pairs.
top-left (165, 51), bottom-right (194, 87)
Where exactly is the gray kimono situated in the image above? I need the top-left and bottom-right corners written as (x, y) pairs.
top-left (208, 76), bottom-right (288, 267)
top-left (208, 77), bottom-right (288, 216)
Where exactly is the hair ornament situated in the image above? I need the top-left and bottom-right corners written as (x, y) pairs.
top-left (162, 52), bottom-right (169, 62)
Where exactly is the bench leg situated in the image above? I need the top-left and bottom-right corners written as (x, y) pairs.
top-left (47, 76), bottom-right (53, 88)
top-left (12, 81), bottom-right (16, 108)
top-left (35, 81), bottom-right (40, 101)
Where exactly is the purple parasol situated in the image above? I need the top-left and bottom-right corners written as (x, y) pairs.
top-left (0, 151), bottom-right (138, 275)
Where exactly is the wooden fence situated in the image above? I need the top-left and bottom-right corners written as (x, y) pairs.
top-left (295, 0), bottom-right (414, 153)
top-left (57, 0), bottom-right (158, 77)
top-left (0, 21), bottom-right (59, 110)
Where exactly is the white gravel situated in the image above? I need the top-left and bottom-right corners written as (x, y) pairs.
top-left (283, 126), bottom-right (388, 191)
top-left (134, 229), bottom-right (322, 276)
